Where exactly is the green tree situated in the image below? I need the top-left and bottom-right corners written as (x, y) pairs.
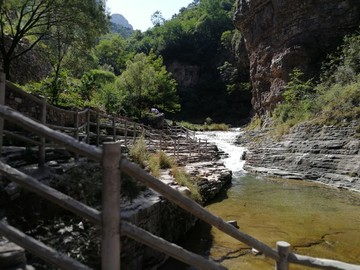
top-left (0, 0), bottom-right (108, 80)
top-left (95, 34), bottom-right (130, 75)
top-left (117, 52), bottom-right (180, 119)
top-left (151, 11), bottom-right (165, 27)
top-left (79, 69), bottom-right (116, 101)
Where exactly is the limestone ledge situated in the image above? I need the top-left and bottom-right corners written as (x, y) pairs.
top-left (242, 123), bottom-right (360, 192)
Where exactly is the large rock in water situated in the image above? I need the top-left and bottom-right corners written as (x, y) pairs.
top-left (234, 0), bottom-right (360, 115)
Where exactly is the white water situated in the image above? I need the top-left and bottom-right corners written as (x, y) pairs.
top-left (195, 128), bottom-right (246, 174)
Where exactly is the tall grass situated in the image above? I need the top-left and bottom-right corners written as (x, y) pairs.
top-left (136, 147), bottom-right (202, 202)
top-left (129, 136), bottom-right (148, 168)
top-left (148, 151), bottom-right (176, 177)
top-left (180, 121), bottom-right (229, 131)
top-left (171, 166), bottom-right (202, 202)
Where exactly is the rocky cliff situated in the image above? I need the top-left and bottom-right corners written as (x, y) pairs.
top-left (1, 35), bottom-right (51, 84)
top-left (242, 122), bottom-right (360, 192)
top-left (234, 0), bottom-right (360, 115)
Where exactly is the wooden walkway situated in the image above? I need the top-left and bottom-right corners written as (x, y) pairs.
top-left (1, 73), bottom-right (360, 270)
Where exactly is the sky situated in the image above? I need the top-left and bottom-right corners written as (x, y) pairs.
top-left (106, 0), bottom-right (194, 32)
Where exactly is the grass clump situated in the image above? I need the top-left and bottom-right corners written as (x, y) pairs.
top-left (180, 121), bottom-right (229, 131)
top-left (130, 138), bottom-right (202, 202)
top-left (245, 114), bottom-right (263, 130)
top-left (148, 151), bottom-right (176, 177)
top-left (171, 166), bottom-right (202, 202)
top-left (147, 150), bottom-right (202, 202)
top-left (129, 136), bottom-right (148, 168)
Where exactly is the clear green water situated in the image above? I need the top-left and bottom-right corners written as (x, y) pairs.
top-left (164, 173), bottom-right (360, 269)
top-left (161, 130), bottom-right (360, 269)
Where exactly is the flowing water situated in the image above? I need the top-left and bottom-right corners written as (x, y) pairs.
top-left (162, 129), bottom-right (360, 269)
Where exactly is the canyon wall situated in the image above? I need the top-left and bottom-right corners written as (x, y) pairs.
top-left (234, 0), bottom-right (360, 115)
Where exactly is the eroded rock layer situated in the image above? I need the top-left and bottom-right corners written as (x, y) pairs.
top-left (243, 123), bottom-right (360, 191)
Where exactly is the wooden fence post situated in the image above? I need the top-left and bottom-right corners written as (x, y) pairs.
top-left (86, 109), bottom-right (90, 144)
top-left (133, 123), bottom-right (136, 143)
top-left (173, 139), bottom-right (176, 156)
top-left (74, 112), bottom-right (79, 160)
top-left (176, 139), bottom-right (179, 160)
top-left (159, 130), bottom-right (162, 150)
top-left (189, 139), bottom-right (192, 158)
top-left (101, 142), bottom-right (121, 270)
top-left (96, 113), bottom-right (100, 147)
top-left (0, 71), bottom-right (5, 154)
top-left (124, 120), bottom-right (128, 147)
top-left (112, 117), bottom-right (116, 141)
top-left (275, 241), bottom-right (290, 270)
top-left (38, 97), bottom-right (46, 167)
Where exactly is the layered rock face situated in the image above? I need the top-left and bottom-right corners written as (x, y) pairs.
top-left (243, 123), bottom-right (360, 191)
top-left (234, 0), bottom-right (360, 115)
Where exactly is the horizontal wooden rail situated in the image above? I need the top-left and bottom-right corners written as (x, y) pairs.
top-left (3, 130), bottom-right (42, 146)
top-left (122, 221), bottom-right (227, 270)
top-left (288, 253), bottom-right (360, 270)
top-left (0, 222), bottom-right (91, 270)
top-left (46, 124), bottom-right (78, 132)
top-left (0, 161), bottom-right (101, 225)
top-left (0, 161), bottom-right (226, 270)
top-left (5, 81), bottom-right (42, 104)
top-left (120, 158), bottom-right (280, 260)
top-left (0, 105), bottom-right (102, 161)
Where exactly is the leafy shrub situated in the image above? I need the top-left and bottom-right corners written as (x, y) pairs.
top-left (79, 69), bottom-right (116, 101)
top-left (272, 68), bottom-right (315, 133)
top-left (23, 71), bottom-right (84, 108)
top-left (89, 82), bottom-right (124, 115)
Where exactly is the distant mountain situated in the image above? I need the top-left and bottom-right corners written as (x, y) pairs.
top-left (110, 13), bottom-right (133, 30)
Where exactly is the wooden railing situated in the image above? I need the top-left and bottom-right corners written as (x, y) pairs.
top-left (1, 75), bottom-right (360, 270)
top-left (2, 80), bottom-right (210, 166)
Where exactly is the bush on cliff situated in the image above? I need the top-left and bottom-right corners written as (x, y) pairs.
top-left (272, 29), bottom-right (360, 134)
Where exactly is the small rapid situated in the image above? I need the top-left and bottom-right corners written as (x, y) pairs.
top-left (195, 128), bottom-right (246, 174)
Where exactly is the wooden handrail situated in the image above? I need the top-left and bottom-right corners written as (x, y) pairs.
top-left (120, 158), bottom-right (280, 259)
top-left (0, 222), bottom-right (91, 270)
top-left (0, 105), bottom-right (102, 161)
top-left (0, 160), bottom-right (226, 270)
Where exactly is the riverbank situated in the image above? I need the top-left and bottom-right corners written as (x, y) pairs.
top-left (240, 122), bottom-right (360, 192)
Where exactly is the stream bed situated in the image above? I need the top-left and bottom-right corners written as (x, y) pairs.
top-left (162, 129), bottom-right (360, 269)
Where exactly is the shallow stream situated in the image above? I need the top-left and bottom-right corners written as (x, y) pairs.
top-left (162, 129), bottom-right (360, 269)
